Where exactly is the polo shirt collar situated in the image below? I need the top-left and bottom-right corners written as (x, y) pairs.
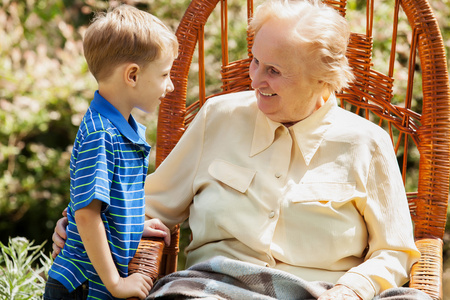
top-left (90, 90), bottom-right (147, 146)
top-left (250, 94), bottom-right (337, 166)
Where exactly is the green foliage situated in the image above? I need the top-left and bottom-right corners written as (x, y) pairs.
top-left (0, 0), bottom-right (96, 251)
top-left (0, 237), bottom-right (52, 299)
top-left (0, 0), bottom-right (163, 252)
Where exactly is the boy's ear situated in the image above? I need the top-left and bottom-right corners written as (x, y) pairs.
top-left (124, 63), bottom-right (140, 87)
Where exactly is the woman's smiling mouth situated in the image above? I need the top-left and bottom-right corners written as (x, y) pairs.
top-left (258, 90), bottom-right (276, 97)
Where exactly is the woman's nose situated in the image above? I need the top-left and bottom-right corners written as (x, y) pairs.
top-left (250, 65), bottom-right (264, 89)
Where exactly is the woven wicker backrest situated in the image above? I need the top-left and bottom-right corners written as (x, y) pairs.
top-left (155, 0), bottom-right (450, 298)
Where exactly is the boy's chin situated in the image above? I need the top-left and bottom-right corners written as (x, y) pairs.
top-left (136, 103), bottom-right (160, 114)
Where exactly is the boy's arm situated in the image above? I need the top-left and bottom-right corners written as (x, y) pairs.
top-left (76, 199), bottom-right (153, 299)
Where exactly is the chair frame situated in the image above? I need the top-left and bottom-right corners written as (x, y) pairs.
top-left (129, 0), bottom-right (450, 299)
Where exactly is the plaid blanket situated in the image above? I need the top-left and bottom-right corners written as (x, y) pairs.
top-left (146, 256), bottom-right (431, 300)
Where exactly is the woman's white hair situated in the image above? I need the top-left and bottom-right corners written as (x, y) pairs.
top-left (249, 0), bottom-right (354, 92)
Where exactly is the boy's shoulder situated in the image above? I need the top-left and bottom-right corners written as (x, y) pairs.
top-left (76, 106), bottom-right (118, 142)
top-left (85, 103), bottom-right (117, 129)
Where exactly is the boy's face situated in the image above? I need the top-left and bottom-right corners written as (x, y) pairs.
top-left (134, 54), bottom-right (175, 113)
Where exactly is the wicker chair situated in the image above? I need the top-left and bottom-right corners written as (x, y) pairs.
top-left (128, 0), bottom-right (450, 299)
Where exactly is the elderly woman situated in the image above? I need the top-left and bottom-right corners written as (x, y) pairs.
top-left (53, 0), bottom-right (431, 299)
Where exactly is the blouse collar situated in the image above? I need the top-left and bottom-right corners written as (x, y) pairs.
top-left (250, 93), bottom-right (337, 166)
top-left (91, 90), bottom-right (148, 146)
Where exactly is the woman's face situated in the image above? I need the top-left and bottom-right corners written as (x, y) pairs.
top-left (249, 20), bottom-right (326, 124)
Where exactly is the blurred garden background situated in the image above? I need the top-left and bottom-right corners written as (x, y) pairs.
top-left (0, 0), bottom-right (449, 298)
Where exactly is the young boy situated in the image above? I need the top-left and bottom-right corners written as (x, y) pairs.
top-left (44, 4), bottom-right (177, 300)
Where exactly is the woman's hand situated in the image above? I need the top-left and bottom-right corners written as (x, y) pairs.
top-left (318, 285), bottom-right (362, 300)
top-left (143, 218), bottom-right (171, 246)
top-left (51, 207), bottom-right (68, 258)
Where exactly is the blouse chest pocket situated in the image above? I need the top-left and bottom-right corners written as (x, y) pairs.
top-left (208, 159), bottom-right (256, 193)
top-left (289, 182), bottom-right (356, 203)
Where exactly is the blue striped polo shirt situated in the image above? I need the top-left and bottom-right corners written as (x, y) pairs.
top-left (48, 91), bottom-right (151, 299)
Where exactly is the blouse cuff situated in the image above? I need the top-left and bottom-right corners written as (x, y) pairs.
top-left (336, 271), bottom-right (376, 300)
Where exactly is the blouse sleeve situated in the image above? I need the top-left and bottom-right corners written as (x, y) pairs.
top-left (336, 132), bottom-right (421, 299)
top-left (144, 104), bottom-right (208, 229)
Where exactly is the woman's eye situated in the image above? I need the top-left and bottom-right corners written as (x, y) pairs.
top-left (269, 68), bottom-right (280, 75)
top-left (253, 57), bottom-right (259, 65)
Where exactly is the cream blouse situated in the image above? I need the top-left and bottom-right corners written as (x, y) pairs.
top-left (145, 91), bottom-right (420, 300)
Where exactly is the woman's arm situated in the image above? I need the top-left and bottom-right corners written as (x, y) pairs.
top-left (318, 285), bottom-right (362, 300)
top-left (144, 101), bottom-right (209, 228)
top-left (336, 133), bottom-right (420, 299)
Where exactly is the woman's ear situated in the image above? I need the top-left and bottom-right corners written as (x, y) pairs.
top-left (124, 63), bottom-right (140, 87)
top-left (321, 87), bottom-right (331, 101)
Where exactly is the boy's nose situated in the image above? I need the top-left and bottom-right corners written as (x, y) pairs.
top-left (167, 78), bottom-right (175, 93)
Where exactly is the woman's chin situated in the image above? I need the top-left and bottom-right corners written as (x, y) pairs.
top-left (256, 102), bottom-right (282, 122)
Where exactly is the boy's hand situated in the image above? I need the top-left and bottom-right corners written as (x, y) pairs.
top-left (109, 273), bottom-right (153, 299)
top-left (143, 218), bottom-right (171, 246)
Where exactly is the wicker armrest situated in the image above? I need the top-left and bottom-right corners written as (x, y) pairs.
top-left (409, 238), bottom-right (443, 300)
top-left (126, 237), bottom-right (165, 300)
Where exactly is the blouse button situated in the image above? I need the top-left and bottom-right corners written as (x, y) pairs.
top-left (268, 211), bottom-right (275, 218)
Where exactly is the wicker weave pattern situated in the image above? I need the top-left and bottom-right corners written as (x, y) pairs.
top-left (133, 0), bottom-right (450, 298)
top-left (127, 238), bottom-right (165, 300)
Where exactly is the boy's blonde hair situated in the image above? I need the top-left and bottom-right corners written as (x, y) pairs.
top-left (83, 4), bottom-right (178, 82)
top-left (249, 0), bottom-right (354, 93)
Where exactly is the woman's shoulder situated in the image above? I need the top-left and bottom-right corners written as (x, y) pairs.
top-left (194, 91), bottom-right (258, 125)
top-left (332, 106), bottom-right (392, 146)
top-left (204, 90), bottom-right (257, 111)
top-left (335, 107), bottom-right (386, 130)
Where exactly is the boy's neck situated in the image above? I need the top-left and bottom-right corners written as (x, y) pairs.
top-left (98, 80), bottom-right (132, 122)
